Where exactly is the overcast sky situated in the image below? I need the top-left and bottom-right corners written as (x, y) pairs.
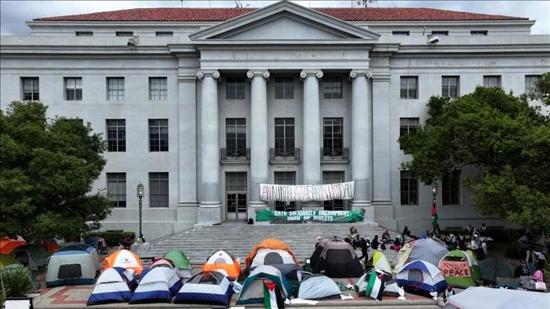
top-left (1, 0), bottom-right (549, 35)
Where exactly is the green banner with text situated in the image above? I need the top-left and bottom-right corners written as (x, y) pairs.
top-left (256, 209), bottom-right (365, 223)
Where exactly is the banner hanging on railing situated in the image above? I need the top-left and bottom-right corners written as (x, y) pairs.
top-left (259, 181), bottom-right (354, 202)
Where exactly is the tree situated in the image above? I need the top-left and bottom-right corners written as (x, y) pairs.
top-left (0, 101), bottom-right (111, 240)
top-left (528, 72), bottom-right (550, 106)
top-left (400, 87), bottom-right (550, 228)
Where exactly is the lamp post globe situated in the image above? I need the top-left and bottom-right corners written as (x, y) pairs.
top-left (136, 182), bottom-right (144, 243)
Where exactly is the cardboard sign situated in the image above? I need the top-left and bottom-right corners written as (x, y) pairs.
top-left (439, 260), bottom-right (471, 277)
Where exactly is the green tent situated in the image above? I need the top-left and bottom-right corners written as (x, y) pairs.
top-left (12, 244), bottom-right (50, 270)
top-left (478, 257), bottom-right (514, 284)
top-left (438, 250), bottom-right (481, 288)
top-left (0, 254), bottom-right (21, 270)
top-left (164, 250), bottom-right (192, 278)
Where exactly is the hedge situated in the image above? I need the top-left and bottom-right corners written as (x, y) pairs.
top-left (82, 230), bottom-right (135, 247)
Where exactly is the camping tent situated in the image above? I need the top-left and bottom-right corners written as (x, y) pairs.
top-left (355, 270), bottom-right (404, 299)
top-left (366, 250), bottom-right (392, 273)
top-left (0, 239), bottom-right (26, 255)
top-left (237, 265), bottom-right (292, 306)
top-left (245, 239), bottom-right (298, 269)
top-left (202, 250), bottom-right (240, 280)
top-left (87, 267), bottom-right (137, 305)
top-left (41, 239), bottom-right (60, 253)
top-left (298, 274), bottom-right (340, 300)
top-left (396, 260), bottom-right (447, 295)
top-left (477, 258), bottom-right (514, 284)
top-left (310, 237), bottom-right (364, 278)
top-left (85, 236), bottom-right (108, 254)
top-left (103, 249), bottom-right (144, 275)
top-left (174, 271), bottom-right (234, 306)
top-left (445, 286), bottom-right (550, 309)
top-left (438, 250), bottom-right (481, 288)
top-left (12, 244), bottom-right (50, 270)
top-left (46, 244), bottom-right (99, 287)
top-left (0, 254), bottom-right (21, 270)
top-left (251, 248), bottom-right (299, 279)
top-left (394, 238), bottom-right (449, 272)
top-left (164, 250), bottom-right (192, 279)
top-left (130, 265), bottom-right (183, 304)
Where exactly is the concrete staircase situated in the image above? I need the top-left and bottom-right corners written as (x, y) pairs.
top-left (141, 222), bottom-right (400, 264)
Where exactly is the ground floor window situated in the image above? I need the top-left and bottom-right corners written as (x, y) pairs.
top-left (274, 171), bottom-right (296, 211)
top-left (107, 173), bottom-right (126, 207)
top-left (149, 172), bottom-right (169, 207)
top-left (443, 170), bottom-right (461, 205)
top-left (400, 170), bottom-right (418, 205)
top-left (323, 171), bottom-right (346, 210)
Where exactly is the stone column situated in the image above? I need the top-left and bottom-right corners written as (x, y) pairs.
top-left (196, 70), bottom-right (222, 225)
top-left (300, 70), bottom-right (323, 208)
top-left (372, 75), bottom-right (392, 204)
top-left (350, 70), bottom-right (372, 218)
top-left (247, 70), bottom-right (270, 219)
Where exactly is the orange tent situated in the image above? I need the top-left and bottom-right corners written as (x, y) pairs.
top-left (41, 239), bottom-right (60, 253)
top-left (102, 249), bottom-right (144, 275)
top-left (202, 250), bottom-right (241, 280)
top-left (0, 239), bottom-right (27, 255)
top-left (245, 238), bottom-right (298, 268)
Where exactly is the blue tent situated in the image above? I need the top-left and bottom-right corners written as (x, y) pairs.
top-left (396, 260), bottom-right (447, 295)
top-left (87, 267), bottom-right (137, 305)
top-left (174, 271), bottom-right (233, 306)
top-left (130, 264), bottom-right (182, 304)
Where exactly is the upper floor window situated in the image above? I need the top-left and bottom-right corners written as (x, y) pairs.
top-left (64, 77), bottom-right (82, 101)
top-left (274, 118), bottom-right (295, 156)
top-left (483, 75), bottom-right (501, 88)
top-left (323, 171), bottom-right (346, 211)
top-left (149, 77), bottom-right (167, 101)
top-left (392, 31), bottom-right (410, 36)
top-left (431, 31), bottom-right (449, 36)
top-left (149, 119), bottom-right (168, 152)
top-left (155, 31), bottom-right (173, 37)
top-left (442, 76), bottom-right (460, 99)
top-left (275, 78), bottom-right (294, 100)
top-left (107, 77), bottom-right (125, 101)
top-left (106, 119), bottom-right (126, 152)
top-left (226, 118), bottom-right (246, 157)
top-left (116, 31), bottom-right (133, 37)
top-left (400, 170), bottom-right (418, 205)
top-left (149, 172), bottom-right (169, 208)
top-left (525, 75), bottom-right (541, 94)
top-left (21, 77), bottom-right (39, 101)
top-left (470, 30), bottom-right (488, 36)
top-left (400, 76), bottom-right (418, 99)
top-left (226, 77), bottom-right (245, 100)
top-left (442, 170), bottom-right (461, 205)
top-left (75, 31), bottom-right (93, 37)
top-left (274, 171), bottom-right (296, 211)
top-left (107, 173), bottom-right (126, 208)
top-left (323, 118), bottom-right (344, 156)
top-left (323, 78), bottom-right (343, 99)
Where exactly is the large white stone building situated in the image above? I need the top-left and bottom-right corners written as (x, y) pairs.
top-left (1, 2), bottom-right (549, 239)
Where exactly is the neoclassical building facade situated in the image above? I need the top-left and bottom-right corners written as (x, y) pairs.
top-left (1, 2), bottom-right (549, 239)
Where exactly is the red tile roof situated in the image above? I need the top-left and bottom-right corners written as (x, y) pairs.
top-left (34, 7), bottom-right (527, 22)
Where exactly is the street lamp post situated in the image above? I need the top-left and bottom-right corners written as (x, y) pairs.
top-left (136, 182), bottom-right (144, 243)
top-left (431, 183), bottom-right (439, 235)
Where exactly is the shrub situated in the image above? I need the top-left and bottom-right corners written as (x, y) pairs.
top-left (82, 230), bottom-right (135, 247)
top-left (1, 266), bottom-right (34, 297)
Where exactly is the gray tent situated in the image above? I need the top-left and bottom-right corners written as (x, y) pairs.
top-left (298, 275), bottom-right (340, 300)
top-left (46, 244), bottom-right (99, 287)
top-left (478, 258), bottom-right (514, 284)
top-left (394, 238), bottom-right (449, 272)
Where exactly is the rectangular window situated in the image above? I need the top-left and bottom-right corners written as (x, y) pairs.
top-left (149, 119), bottom-right (169, 152)
top-left (155, 31), bottom-right (173, 37)
top-left (64, 77), bottom-right (82, 101)
top-left (442, 76), bottom-right (460, 98)
top-left (443, 170), bottom-right (461, 205)
top-left (225, 77), bottom-right (245, 100)
top-left (149, 77), bottom-right (167, 100)
top-left (226, 172), bottom-right (247, 213)
top-left (483, 75), bottom-right (501, 88)
top-left (400, 76), bottom-right (418, 99)
top-left (392, 31), bottom-right (410, 36)
top-left (400, 118), bottom-right (419, 150)
top-left (274, 171), bottom-right (296, 211)
top-left (21, 77), bottom-right (39, 101)
top-left (400, 171), bottom-right (418, 205)
top-left (75, 31), bottom-right (93, 37)
top-left (106, 77), bottom-right (125, 101)
top-left (149, 172), bottom-right (169, 208)
top-left (525, 75), bottom-right (541, 94)
top-left (275, 78), bottom-right (294, 100)
top-left (107, 173), bottom-right (126, 208)
top-left (116, 31), bottom-right (133, 37)
top-left (323, 171), bottom-right (345, 211)
top-left (431, 31), bottom-right (449, 36)
top-left (323, 118), bottom-right (344, 156)
top-left (106, 119), bottom-right (126, 152)
top-left (471, 30), bottom-right (488, 36)
top-left (226, 118), bottom-right (246, 157)
top-left (274, 118), bottom-right (295, 156)
top-left (323, 78), bottom-right (343, 99)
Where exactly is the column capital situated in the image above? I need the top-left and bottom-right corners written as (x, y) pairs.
top-left (349, 70), bottom-right (373, 79)
top-left (300, 69), bottom-right (323, 79)
top-left (247, 70), bottom-right (270, 79)
top-left (196, 70), bottom-right (220, 80)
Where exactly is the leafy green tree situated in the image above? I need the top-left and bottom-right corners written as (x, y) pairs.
top-left (400, 87), bottom-right (550, 228)
top-left (0, 101), bottom-right (111, 240)
top-left (529, 72), bottom-right (550, 105)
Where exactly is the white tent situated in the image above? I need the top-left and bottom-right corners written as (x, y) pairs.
top-left (174, 270), bottom-right (234, 306)
top-left (130, 266), bottom-right (182, 303)
top-left (298, 275), bottom-right (340, 300)
top-left (445, 287), bottom-right (550, 309)
top-left (396, 260), bottom-right (447, 294)
top-left (87, 267), bottom-right (136, 305)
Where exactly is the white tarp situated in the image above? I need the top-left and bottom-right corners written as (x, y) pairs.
top-left (445, 286), bottom-right (550, 309)
top-left (260, 181), bottom-right (354, 202)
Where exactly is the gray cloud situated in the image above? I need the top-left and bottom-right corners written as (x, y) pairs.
top-left (1, 0), bottom-right (548, 35)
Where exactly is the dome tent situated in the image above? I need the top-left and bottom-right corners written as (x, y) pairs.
top-left (174, 270), bottom-right (234, 306)
top-left (438, 250), bottom-right (481, 288)
top-left (366, 250), bottom-right (392, 273)
top-left (237, 265), bottom-right (292, 306)
top-left (298, 274), bottom-right (341, 300)
top-left (164, 250), bottom-right (192, 279)
top-left (202, 250), bottom-right (240, 280)
top-left (103, 249), bottom-right (144, 275)
top-left (129, 262), bottom-right (183, 304)
top-left (12, 244), bottom-right (50, 270)
top-left (396, 260), bottom-right (447, 296)
top-left (246, 239), bottom-right (299, 279)
top-left (87, 267), bottom-right (137, 305)
top-left (0, 239), bottom-right (26, 255)
top-left (46, 244), bottom-right (99, 287)
top-left (394, 238), bottom-right (449, 272)
top-left (310, 237), bottom-right (364, 278)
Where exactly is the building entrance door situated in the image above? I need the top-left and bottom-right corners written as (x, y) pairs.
top-left (226, 172), bottom-right (247, 221)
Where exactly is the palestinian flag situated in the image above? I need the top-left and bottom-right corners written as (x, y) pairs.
top-left (365, 271), bottom-right (385, 300)
top-left (263, 280), bottom-right (278, 309)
